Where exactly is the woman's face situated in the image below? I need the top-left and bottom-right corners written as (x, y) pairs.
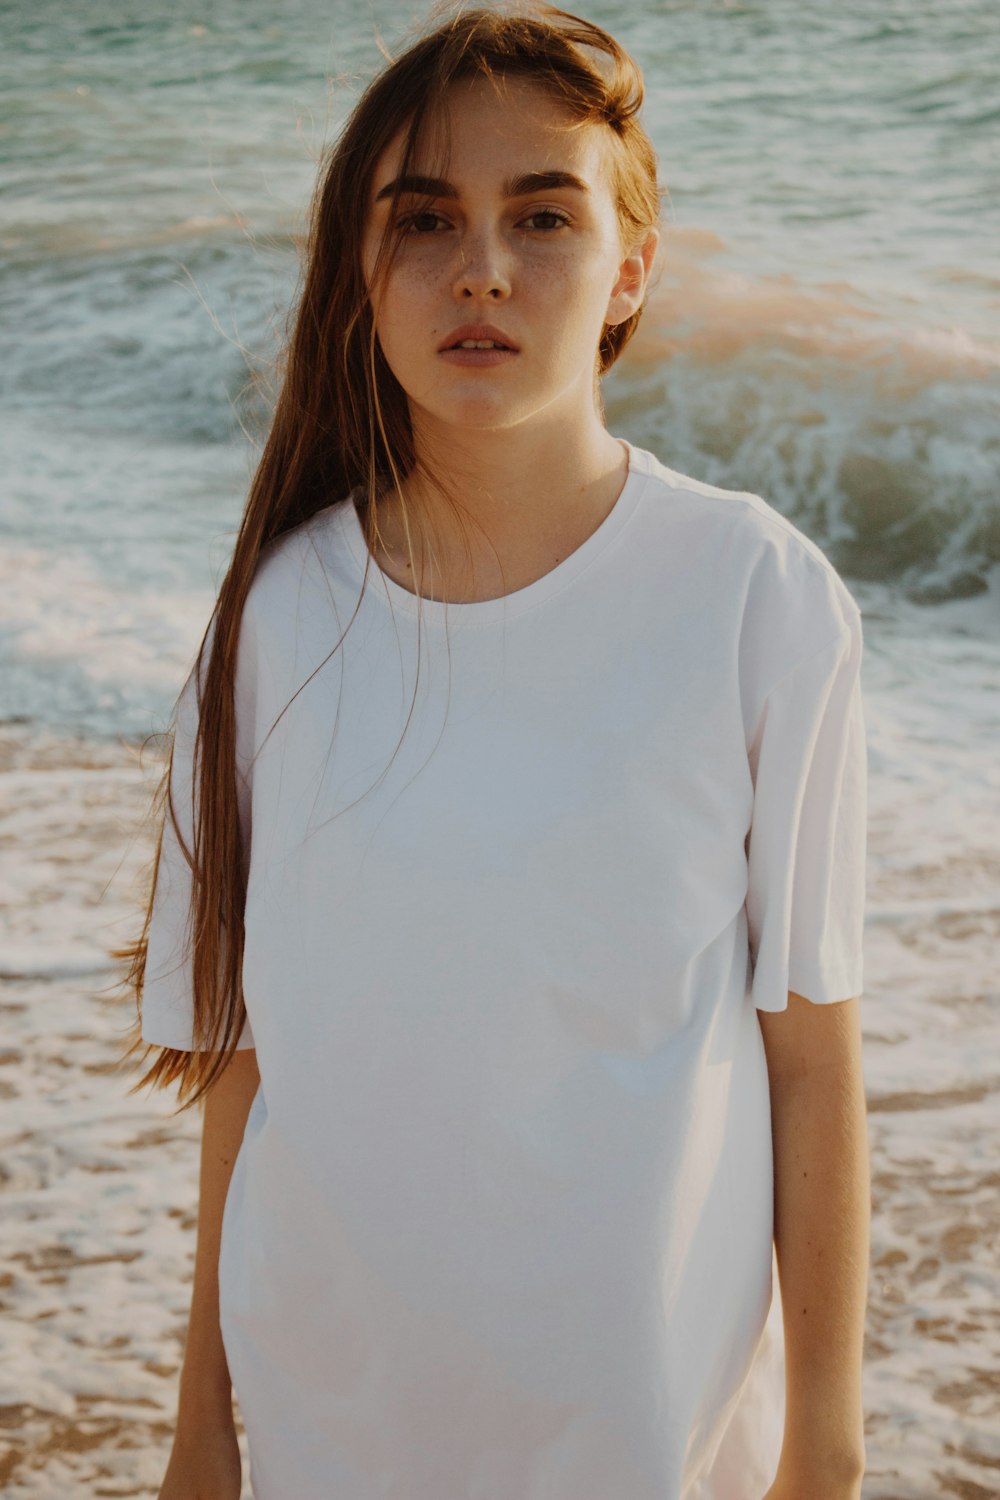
top-left (362, 74), bottom-right (655, 438)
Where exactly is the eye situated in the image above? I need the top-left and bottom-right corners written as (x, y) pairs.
top-left (520, 208), bottom-right (571, 232)
top-left (398, 210), bottom-right (449, 234)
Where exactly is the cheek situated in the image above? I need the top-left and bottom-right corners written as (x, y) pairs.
top-left (370, 273), bottom-right (440, 388)
top-left (530, 250), bottom-right (618, 328)
top-left (376, 261), bottom-right (436, 332)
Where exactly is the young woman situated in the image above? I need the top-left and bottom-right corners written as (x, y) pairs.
top-left (121, 6), bottom-right (870, 1498)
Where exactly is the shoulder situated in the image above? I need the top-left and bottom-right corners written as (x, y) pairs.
top-left (627, 442), bottom-right (861, 658)
top-left (242, 498), bottom-right (357, 626)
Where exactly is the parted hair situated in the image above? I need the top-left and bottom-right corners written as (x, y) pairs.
top-left (113, 1), bottom-right (663, 1110)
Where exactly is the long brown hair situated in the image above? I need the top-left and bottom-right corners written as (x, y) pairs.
top-left (113, 1), bottom-right (663, 1112)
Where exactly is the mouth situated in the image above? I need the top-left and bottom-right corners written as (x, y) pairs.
top-left (438, 324), bottom-right (520, 353)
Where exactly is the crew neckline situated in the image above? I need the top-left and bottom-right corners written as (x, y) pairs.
top-left (339, 438), bottom-right (651, 626)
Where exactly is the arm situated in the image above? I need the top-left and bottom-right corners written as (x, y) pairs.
top-left (758, 992), bottom-right (870, 1496)
top-left (175, 1047), bottom-right (260, 1437)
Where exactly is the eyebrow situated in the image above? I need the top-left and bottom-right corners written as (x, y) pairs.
top-left (374, 170), bottom-right (591, 203)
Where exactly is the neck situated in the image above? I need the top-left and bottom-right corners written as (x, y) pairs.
top-left (378, 411), bottom-right (627, 559)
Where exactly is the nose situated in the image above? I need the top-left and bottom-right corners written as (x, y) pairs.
top-left (452, 227), bottom-right (511, 302)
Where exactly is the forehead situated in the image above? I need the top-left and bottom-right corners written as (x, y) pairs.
top-left (370, 74), bottom-right (614, 199)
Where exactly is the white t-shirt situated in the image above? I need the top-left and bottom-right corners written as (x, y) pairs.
top-left (142, 438), bottom-right (867, 1500)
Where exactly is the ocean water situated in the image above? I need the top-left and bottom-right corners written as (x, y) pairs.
top-left (0, 2), bottom-right (997, 1496)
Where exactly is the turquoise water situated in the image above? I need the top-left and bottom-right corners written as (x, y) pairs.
top-left (0, 9), bottom-right (998, 1497)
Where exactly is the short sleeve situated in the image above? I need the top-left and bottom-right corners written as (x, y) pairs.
top-left (141, 607), bottom-right (257, 1051)
top-left (744, 606), bottom-right (867, 1012)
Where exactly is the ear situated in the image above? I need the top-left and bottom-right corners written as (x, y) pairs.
top-left (604, 227), bottom-right (660, 327)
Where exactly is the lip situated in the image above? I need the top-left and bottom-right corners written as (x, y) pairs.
top-left (437, 323), bottom-right (520, 353)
